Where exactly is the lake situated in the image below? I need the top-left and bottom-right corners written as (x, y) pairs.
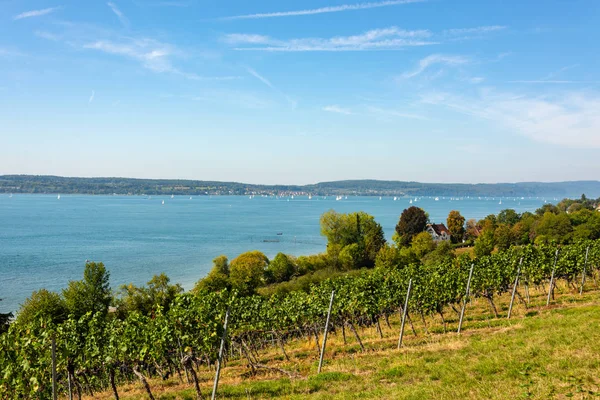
top-left (0, 194), bottom-right (550, 313)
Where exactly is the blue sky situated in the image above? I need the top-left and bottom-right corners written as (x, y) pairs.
top-left (1, 0), bottom-right (599, 184)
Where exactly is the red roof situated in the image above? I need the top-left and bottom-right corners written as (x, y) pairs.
top-left (429, 223), bottom-right (449, 235)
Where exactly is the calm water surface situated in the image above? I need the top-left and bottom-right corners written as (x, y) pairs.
top-left (0, 194), bottom-right (549, 313)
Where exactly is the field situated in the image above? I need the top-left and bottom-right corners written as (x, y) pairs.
top-left (87, 282), bottom-right (600, 399)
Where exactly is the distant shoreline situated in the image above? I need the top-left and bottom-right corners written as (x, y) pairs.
top-left (2, 175), bottom-right (600, 198)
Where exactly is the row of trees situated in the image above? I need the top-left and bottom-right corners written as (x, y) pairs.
top-left (2, 239), bottom-right (599, 399)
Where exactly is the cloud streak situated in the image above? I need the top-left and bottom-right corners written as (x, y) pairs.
top-left (221, 0), bottom-right (424, 20)
top-left (89, 90), bottom-right (95, 103)
top-left (13, 7), bottom-right (60, 20)
top-left (421, 89), bottom-right (600, 148)
top-left (107, 2), bottom-right (129, 27)
top-left (323, 105), bottom-right (352, 115)
top-left (400, 54), bottom-right (469, 79)
top-left (224, 27), bottom-right (436, 52)
top-left (444, 25), bottom-right (507, 36)
top-left (247, 67), bottom-right (297, 108)
top-left (83, 38), bottom-right (239, 80)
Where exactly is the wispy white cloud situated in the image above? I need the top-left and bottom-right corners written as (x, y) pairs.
top-left (247, 67), bottom-right (274, 89)
top-left (224, 27), bottom-right (436, 52)
top-left (246, 67), bottom-right (297, 108)
top-left (444, 25), bottom-right (507, 36)
top-left (400, 54), bottom-right (469, 79)
top-left (421, 89), bottom-right (600, 148)
top-left (468, 77), bottom-right (485, 84)
top-left (34, 31), bottom-right (61, 41)
top-left (107, 2), bottom-right (129, 27)
top-left (221, 0), bottom-right (424, 20)
top-left (323, 105), bottom-right (352, 115)
top-left (83, 38), bottom-right (238, 81)
top-left (89, 90), bottom-right (95, 103)
top-left (508, 80), bottom-right (600, 84)
top-left (0, 48), bottom-right (25, 57)
top-left (13, 7), bottom-right (60, 20)
top-left (366, 105), bottom-right (425, 119)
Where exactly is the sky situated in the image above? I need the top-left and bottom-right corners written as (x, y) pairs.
top-left (1, 0), bottom-right (599, 185)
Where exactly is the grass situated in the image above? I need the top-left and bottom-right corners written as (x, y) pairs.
top-left (87, 282), bottom-right (600, 400)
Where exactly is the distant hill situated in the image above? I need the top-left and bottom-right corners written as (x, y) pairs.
top-left (1, 175), bottom-right (600, 198)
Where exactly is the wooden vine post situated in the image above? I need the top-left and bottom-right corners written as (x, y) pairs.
top-left (507, 258), bottom-right (523, 319)
top-left (397, 279), bottom-right (412, 349)
top-left (546, 249), bottom-right (560, 306)
top-left (318, 290), bottom-right (335, 374)
top-left (580, 246), bottom-right (590, 295)
top-left (211, 306), bottom-right (230, 400)
top-left (51, 332), bottom-right (57, 400)
top-left (458, 264), bottom-right (474, 334)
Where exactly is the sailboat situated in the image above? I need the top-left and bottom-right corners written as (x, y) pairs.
top-left (379, 196), bottom-right (382, 200)
top-left (9, 193), bottom-right (12, 198)
top-left (57, 194), bottom-right (61, 200)
top-left (308, 194), bottom-right (312, 200)
top-left (189, 197), bottom-right (192, 200)
top-left (393, 197), bottom-right (397, 201)
top-left (171, 194), bottom-right (174, 199)
top-left (499, 199), bottom-right (502, 205)
top-left (162, 200), bottom-right (165, 205)
top-left (409, 199), bottom-right (413, 204)
top-left (435, 197), bottom-right (439, 201)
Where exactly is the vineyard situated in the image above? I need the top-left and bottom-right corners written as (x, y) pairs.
top-left (1, 240), bottom-right (599, 399)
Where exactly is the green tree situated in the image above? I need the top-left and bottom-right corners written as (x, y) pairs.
top-left (395, 206), bottom-right (428, 246)
top-left (265, 253), bottom-right (297, 284)
top-left (16, 289), bottom-right (68, 326)
top-left (446, 210), bottom-right (466, 243)
top-left (535, 203), bottom-right (560, 216)
top-left (117, 273), bottom-right (183, 316)
top-left (194, 255), bottom-right (231, 293)
top-left (474, 230), bottom-right (495, 258)
top-left (497, 209), bottom-right (520, 226)
top-left (62, 261), bottom-right (112, 319)
top-left (533, 212), bottom-right (573, 243)
top-left (320, 210), bottom-right (385, 269)
top-left (422, 241), bottom-right (456, 267)
top-left (411, 231), bottom-right (435, 258)
top-left (494, 223), bottom-right (515, 251)
top-left (229, 251), bottom-right (269, 295)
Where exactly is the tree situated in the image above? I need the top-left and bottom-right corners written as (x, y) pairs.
top-left (446, 210), bottom-right (466, 243)
top-left (497, 209), bottom-right (520, 226)
top-left (265, 253), bottom-right (297, 284)
top-left (16, 289), bottom-right (68, 326)
top-left (494, 223), bottom-right (515, 251)
top-left (465, 219), bottom-right (480, 241)
top-left (533, 212), bottom-right (573, 243)
top-left (194, 256), bottom-right (231, 293)
top-left (395, 207), bottom-right (428, 246)
top-left (422, 241), bottom-right (455, 267)
top-left (474, 230), bottom-right (495, 258)
top-left (320, 210), bottom-right (386, 269)
top-left (117, 273), bottom-right (183, 316)
top-left (411, 231), bottom-right (435, 258)
top-left (62, 261), bottom-right (112, 319)
top-left (535, 203), bottom-right (560, 216)
top-left (229, 251), bottom-right (269, 296)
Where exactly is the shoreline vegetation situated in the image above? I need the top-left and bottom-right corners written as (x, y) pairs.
top-left (2, 195), bottom-right (600, 398)
top-left (2, 175), bottom-right (600, 197)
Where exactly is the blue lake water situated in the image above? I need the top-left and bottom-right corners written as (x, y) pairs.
top-left (0, 194), bottom-right (550, 313)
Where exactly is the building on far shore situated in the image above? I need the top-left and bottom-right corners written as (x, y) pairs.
top-left (426, 223), bottom-right (451, 242)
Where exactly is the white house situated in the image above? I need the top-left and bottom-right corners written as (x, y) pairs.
top-left (426, 223), bottom-right (451, 242)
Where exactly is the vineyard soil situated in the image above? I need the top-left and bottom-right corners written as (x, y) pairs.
top-left (87, 285), bottom-right (600, 399)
